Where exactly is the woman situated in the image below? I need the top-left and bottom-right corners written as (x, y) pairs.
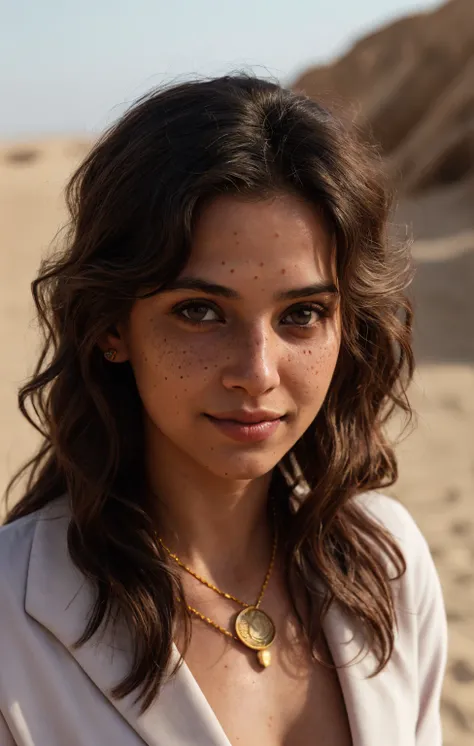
top-left (0, 74), bottom-right (447, 746)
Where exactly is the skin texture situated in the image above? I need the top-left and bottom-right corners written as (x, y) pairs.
top-left (106, 191), bottom-right (341, 492)
top-left (103, 190), bottom-right (342, 574)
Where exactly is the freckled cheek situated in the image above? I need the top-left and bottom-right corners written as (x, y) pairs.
top-left (286, 341), bottom-right (340, 403)
top-left (131, 330), bottom-right (222, 389)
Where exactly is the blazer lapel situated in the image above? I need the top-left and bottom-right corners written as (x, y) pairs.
top-left (322, 600), bottom-right (414, 746)
top-left (25, 499), bottom-right (414, 746)
top-left (25, 500), bottom-right (231, 746)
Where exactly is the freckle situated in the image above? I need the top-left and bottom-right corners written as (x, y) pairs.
top-left (233, 231), bottom-right (238, 236)
top-left (204, 366), bottom-right (208, 370)
top-left (259, 262), bottom-right (264, 267)
top-left (221, 261), bottom-right (226, 265)
top-left (164, 377), bottom-right (168, 381)
top-left (180, 376), bottom-right (184, 379)
top-left (254, 276), bottom-right (258, 280)
top-left (308, 350), bottom-right (312, 355)
top-left (230, 269), bottom-right (235, 273)
top-left (274, 232), bottom-right (280, 237)
top-left (281, 268), bottom-right (286, 275)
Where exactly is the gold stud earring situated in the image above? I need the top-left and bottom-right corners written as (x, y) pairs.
top-left (104, 349), bottom-right (117, 362)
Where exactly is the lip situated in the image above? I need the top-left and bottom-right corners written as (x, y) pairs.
top-left (208, 410), bottom-right (284, 424)
top-left (204, 410), bottom-right (286, 443)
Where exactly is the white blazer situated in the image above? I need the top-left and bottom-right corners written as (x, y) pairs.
top-left (0, 492), bottom-right (448, 746)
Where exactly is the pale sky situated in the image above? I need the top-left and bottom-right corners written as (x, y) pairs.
top-left (1, 0), bottom-right (442, 137)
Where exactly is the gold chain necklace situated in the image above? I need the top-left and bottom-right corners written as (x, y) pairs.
top-left (158, 509), bottom-right (277, 668)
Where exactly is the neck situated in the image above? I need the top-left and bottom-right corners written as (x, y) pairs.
top-left (147, 444), bottom-right (274, 583)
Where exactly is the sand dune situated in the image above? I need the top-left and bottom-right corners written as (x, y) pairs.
top-left (1, 131), bottom-right (473, 744)
top-left (292, 0), bottom-right (474, 195)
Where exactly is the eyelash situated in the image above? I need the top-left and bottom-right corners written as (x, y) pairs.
top-left (170, 299), bottom-right (330, 328)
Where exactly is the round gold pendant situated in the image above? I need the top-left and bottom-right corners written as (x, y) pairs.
top-left (235, 606), bottom-right (276, 651)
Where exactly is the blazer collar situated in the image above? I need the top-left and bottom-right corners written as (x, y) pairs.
top-left (25, 498), bottom-right (407, 746)
top-left (25, 500), bottom-right (231, 746)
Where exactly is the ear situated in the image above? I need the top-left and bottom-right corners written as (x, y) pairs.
top-left (97, 323), bottom-right (130, 363)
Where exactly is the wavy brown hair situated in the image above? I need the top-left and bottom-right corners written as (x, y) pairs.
top-left (4, 73), bottom-right (414, 711)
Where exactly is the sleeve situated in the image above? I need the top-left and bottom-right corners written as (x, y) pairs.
top-left (414, 526), bottom-right (449, 746)
top-left (0, 712), bottom-right (16, 746)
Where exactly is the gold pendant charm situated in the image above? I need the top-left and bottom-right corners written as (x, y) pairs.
top-left (235, 606), bottom-right (276, 659)
top-left (257, 649), bottom-right (272, 667)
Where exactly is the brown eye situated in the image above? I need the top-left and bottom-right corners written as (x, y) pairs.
top-left (281, 304), bottom-right (325, 327)
top-left (174, 301), bottom-right (221, 324)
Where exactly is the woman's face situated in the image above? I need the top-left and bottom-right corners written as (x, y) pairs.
top-left (112, 192), bottom-right (341, 480)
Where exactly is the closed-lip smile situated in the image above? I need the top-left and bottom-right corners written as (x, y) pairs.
top-left (207, 410), bottom-right (285, 424)
top-left (204, 410), bottom-right (286, 443)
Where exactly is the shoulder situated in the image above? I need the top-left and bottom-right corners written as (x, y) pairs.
top-left (355, 491), bottom-right (447, 622)
top-left (0, 513), bottom-right (38, 599)
top-left (355, 494), bottom-right (448, 742)
top-left (356, 489), bottom-right (437, 563)
top-left (356, 490), bottom-right (432, 560)
top-left (356, 490), bottom-right (425, 541)
top-left (0, 498), bottom-right (69, 602)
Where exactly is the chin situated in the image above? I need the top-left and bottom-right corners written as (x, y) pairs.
top-left (205, 452), bottom-right (284, 481)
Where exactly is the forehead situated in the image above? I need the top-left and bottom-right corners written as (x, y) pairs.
top-left (187, 193), bottom-right (335, 283)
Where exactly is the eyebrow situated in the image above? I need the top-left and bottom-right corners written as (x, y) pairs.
top-left (161, 276), bottom-right (339, 301)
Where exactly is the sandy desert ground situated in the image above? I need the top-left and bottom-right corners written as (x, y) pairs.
top-left (0, 137), bottom-right (473, 744)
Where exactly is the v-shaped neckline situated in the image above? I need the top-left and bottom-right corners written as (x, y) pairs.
top-left (170, 602), bottom-right (359, 746)
top-left (171, 643), bottom-right (234, 746)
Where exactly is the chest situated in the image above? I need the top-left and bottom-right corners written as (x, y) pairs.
top-left (7, 599), bottom-right (419, 746)
top-left (176, 607), bottom-right (353, 746)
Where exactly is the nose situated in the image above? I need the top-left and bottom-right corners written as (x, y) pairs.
top-left (221, 322), bottom-right (281, 397)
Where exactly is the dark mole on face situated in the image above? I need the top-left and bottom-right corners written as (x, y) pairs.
top-left (281, 269), bottom-right (286, 274)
